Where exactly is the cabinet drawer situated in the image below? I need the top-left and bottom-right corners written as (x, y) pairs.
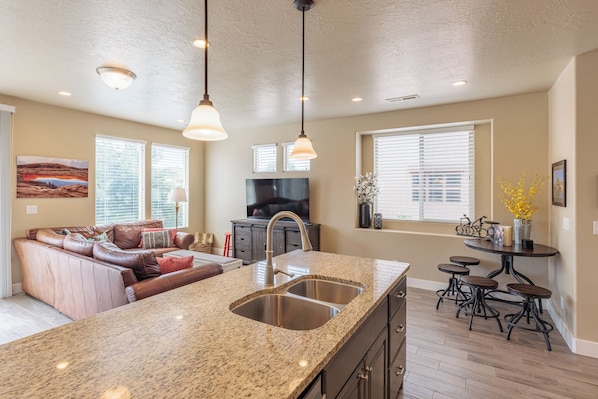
top-left (388, 339), bottom-right (407, 399)
top-left (234, 236), bottom-right (250, 250)
top-left (389, 277), bottom-right (407, 318)
top-left (285, 230), bottom-right (302, 252)
top-left (389, 300), bottom-right (406, 364)
top-left (234, 248), bottom-right (251, 263)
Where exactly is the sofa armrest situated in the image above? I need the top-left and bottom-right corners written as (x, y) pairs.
top-left (125, 262), bottom-right (222, 302)
top-left (174, 232), bottom-right (194, 249)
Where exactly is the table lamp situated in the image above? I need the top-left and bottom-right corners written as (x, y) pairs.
top-left (168, 188), bottom-right (187, 229)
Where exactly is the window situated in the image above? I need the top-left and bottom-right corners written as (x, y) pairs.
top-left (374, 126), bottom-right (474, 222)
top-left (253, 144), bottom-right (277, 173)
top-left (96, 135), bottom-right (145, 225)
top-left (283, 142), bottom-right (310, 172)
top-left (151, 144), bottom-right (189, 228)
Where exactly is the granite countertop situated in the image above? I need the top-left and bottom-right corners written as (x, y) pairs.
top-left (0, 251), bottom-right (409, 399)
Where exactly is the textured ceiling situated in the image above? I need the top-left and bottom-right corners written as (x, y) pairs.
top-left (1, 0), bottom-right (598, 132)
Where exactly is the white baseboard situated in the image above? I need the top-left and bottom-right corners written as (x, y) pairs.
top-left (12, 283), bottom-right (22, 294)
top-left (410, 278), bottom-right (598, 359)
top-left (546, 301), bottom-right (598, 358)
top-left (406, 277), bottom-right (446, 292)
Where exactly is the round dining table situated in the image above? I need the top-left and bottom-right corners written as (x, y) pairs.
top-left (463, 238), bottom-right (559, 285)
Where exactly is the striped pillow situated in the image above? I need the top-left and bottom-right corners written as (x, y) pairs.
top-left (141, 230), bottom-right (172, 249)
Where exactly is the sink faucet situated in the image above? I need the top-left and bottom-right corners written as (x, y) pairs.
top-left (265, 211), bottom-right (313, 286)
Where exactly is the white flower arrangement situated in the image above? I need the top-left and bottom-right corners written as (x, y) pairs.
top-left (355, 172), bottom-right (379, 204)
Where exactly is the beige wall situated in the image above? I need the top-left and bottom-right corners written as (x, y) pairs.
top-left (548, 58), bottom-right (577, 336)
top-left (205, 92), bottom-right (551, 290)
top-left (3, 95), bottom-right (206, 285)
top-left (573, 51), bottom-right (598, 343)
top-left (548, 49), bottom-right (598, 346)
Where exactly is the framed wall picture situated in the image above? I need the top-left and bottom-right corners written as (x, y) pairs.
top-left (552, 160), bottom-right (566, 207)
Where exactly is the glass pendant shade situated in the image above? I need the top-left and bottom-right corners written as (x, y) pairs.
top-left (290, 134), bottom-right (317, 159)
top-left (182, 100), bottom-right (228, 141)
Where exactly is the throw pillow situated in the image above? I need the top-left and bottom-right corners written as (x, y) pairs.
top-left (93, 242), bottom-right (161, 281)
top-left (137, 228), bottom-right (177, 248)
top-left (141, 230), bottom-right (172, 249)
top-left (87, 232), bottom-right (109, 241)
top-left (157, 256), bottom-right (194, 274)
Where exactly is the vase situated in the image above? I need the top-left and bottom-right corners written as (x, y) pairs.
top-left (513, 218), bottom-right (531, 245)
top-left (359, 202), bottom-right (372, 228)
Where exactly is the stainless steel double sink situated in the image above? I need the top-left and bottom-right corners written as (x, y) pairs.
top-left (230, 278), bottom-right (364, 330)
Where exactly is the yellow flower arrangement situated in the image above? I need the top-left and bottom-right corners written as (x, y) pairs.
top-left (497, 173), bottom-right (547, 220)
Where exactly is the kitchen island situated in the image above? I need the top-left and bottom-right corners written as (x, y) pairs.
top-left (0, 250), bottom-right (409, 398)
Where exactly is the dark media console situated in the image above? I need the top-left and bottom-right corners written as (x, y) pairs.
top-left (231, 219), bottom-right (320, 265)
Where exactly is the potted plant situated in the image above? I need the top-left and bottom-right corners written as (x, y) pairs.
top-left (497, 173), bottom-right (547, 244)
top-left (355, 172), bottom-right (379, 228)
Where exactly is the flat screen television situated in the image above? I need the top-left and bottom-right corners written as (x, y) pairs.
top-left (246, 178), bottom-right (310, 221)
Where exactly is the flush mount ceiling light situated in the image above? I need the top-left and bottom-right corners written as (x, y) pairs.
top-left (95, 66), bottom-right (136, 90)
top-left (290, 0), bottom-right (317, 160)
top-left (183, 0), bottom-right (228, 141)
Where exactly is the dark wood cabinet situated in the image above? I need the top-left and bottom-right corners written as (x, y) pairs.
top-left (388, 278), bottom-right (407, 398)
top-left (231, 219), bottom-right (320, 264)
top-left (317, 276), bottom-right (406, 399)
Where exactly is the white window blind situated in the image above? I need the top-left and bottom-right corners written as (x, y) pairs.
top-left (253, 144), bottom-right (277, 173)
top-left (151, 144), bottom-right (189, 228)
top-left (374, 126), bottom-right (474, 222)
top-left (95, 135), bottom-right (145, 225)
top-left (283, 142), bottom-right (310, 172)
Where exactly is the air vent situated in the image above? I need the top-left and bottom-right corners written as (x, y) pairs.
top-left (385, 94), bottom-right (419, 103)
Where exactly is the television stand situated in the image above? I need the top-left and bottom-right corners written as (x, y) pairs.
top-left (231, 219), bottom-right (320, 265)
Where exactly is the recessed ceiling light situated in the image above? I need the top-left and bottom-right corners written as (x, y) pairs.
top-left (453, 80), bottom-right (468, 87)
top-left (193, 38), bottom-right (209, 48)
top-left (300, 96), bottom-right (310, 101)
top-left (176, 119), bottom-right (186, 124)
top-left (352, 97), bottom-right (363, 102)
top-left (58, 91), bottom-right (72, 96)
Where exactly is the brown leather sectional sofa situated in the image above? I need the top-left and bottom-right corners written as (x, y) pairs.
top-left (13, 219), bottom-right (223, 320)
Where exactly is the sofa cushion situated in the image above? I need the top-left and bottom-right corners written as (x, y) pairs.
top-left (63, 233), bottom-right (95, 257)
top-left (141, 230), bottom-right (172, 249)
top-left (36, 228), bottom-right (66, 248)
top-left (93, 241), bottom-right (161, 281)
top-left (157, 255), bottom-right (194, 274)
top-left (113, 220), bottom-right (163, 250)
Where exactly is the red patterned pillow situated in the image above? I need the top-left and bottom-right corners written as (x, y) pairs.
top-left (157, 256), bottom-right (194, 274)
top-left (138, 228), bottom-right (177, 248)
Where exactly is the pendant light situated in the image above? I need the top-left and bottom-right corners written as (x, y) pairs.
top-left (183, 0), bottom-right (228, 141)
top-left (290, 0), bottom-right (317, 160)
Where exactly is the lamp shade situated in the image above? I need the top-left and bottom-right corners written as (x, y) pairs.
top-left (96, 66), bottom-right (136, 90)
top-left (182, 103), bottom-right (228, 141)
top-left (168, 188), bottom-right (188, 203)
top-left (290, 134), bottom-right (317, 159)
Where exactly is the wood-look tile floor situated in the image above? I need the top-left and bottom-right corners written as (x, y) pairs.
top-left (2, 290), bottom-right (597, 398)
top-left (399, 288), bottom-right (598, 399)
top-left (0, 292), bottom-right (71, 345)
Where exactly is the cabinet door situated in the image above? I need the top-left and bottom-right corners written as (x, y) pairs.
top-left (335, 360), bottom-right (366, 399)
top-left (250, 225), bottom-right (267, 262)
top-left (366, 327), bottom-right (388, 399)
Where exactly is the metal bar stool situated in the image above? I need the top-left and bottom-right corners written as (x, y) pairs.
top-left (436, 263), bottom-right (470, 309)
top-left (504, 283), bottom-right (554, 351)
top-left (449, 256), bottom-right (480, 268)
top-left (223, 232), bottom-right (232, 257)
top-left (456, 275), bottom-right (503, 332)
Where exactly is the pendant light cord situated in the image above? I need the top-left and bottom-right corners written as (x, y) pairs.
top-left (203, 0), bottom-right (209, 102)
top-left (300, 7), bottom-right (305, 136)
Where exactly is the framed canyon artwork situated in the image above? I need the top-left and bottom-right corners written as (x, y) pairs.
top-left (17, 155), bottom-right (88, 198)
